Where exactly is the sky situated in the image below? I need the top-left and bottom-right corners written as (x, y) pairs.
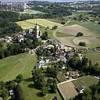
top-left (0, 0), bottom-right (97, 2)
top-left (0, 0), bottom-right (94, 2)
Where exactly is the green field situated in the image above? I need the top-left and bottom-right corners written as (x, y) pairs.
top-left (0, 53), bottom-right (61, 100)
top-left (67, 20), bottom-right (100, 35)
top-left (16, 19), bottom-right (63, 30)
top-left (85, 51), bottom-right (100, 65)
top-left (73, 75), bottom-right (99, 88)
top-left (0, 53), bottom-right (37, 81)
top-left (20, 81), bottom-right (62, 100)
top-left (20, 9), bottom-right (44, 15)
top-left (54, 21), bottom-right (100, 48)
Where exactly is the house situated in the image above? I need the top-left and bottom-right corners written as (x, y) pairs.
top-left (65, 71), bottom-right (80, 79)
top-left (17, 35), bottom-right (24, 42)
top-left (5, 36), bottom-right (12, 43)
top-left (76, 86), bottom-right (85, 94)
top-left (78, 53), bottom-right (83, 61)
top-left (9, 89), bottom-right (14, 96)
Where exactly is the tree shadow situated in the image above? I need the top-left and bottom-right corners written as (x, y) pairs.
top-left (37, 92), bottom-right (44, 97)
top-left (28, 84), bottom-right (34, 88)
top-left (24, 78), bottom-right (33, 82)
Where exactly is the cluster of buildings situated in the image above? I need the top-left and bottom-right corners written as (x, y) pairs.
top-left (34, 37), bottom-right (85, 100)
top-left (0, 24), bottom-right (42, 44)
top-left (0, 1), bottom-right (28, 12)
top-left (36, 38), bottom-right (83, 69)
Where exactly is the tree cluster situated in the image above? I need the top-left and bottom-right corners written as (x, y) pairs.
top-left (68, 56), bottom-right (100, 76)
top-left (74, 81), bottom-right (100, 100)
top-left (0, 38), bottom-right (41, 59)
top-left (32, 68), bottom-right (57, 96)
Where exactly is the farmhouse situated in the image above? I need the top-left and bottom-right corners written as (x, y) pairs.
top-left (65, 71), bottom-right (80, 79)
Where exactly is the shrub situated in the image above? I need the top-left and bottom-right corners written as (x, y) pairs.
top-left (15, 74), bottom-right (23, 83)
top-left (52, 25), bottom-right (58, 30)
top-left (76, 32), bottom-right (83, 37)
top-left (61, 21), bottom-right (65, 25)
top-left (79, 42), bottom-right (86, 46)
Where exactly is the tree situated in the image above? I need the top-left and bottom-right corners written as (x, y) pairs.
top-left (41, 83), bottom-right (47, 96)
top-left (61, 21), bottom-right (65, 25)
top-left (41, 31), bottom-right (48, 40)
top-left (47, 78), bottom-right (56, 93)
top-left (0, 88), bottom-right (9, 100)
top-left (6, 81), bottom-right (16, 90)
top-left (32, 70), bottom-right (45, 89)
top-left (15, 74), bottom-right (23, 83)
top-left (79, 42), bottom-right (86, 46)
top-left (76, 32), bottom-right (84, 37)
top-left (68, 57), bottom-right (81, 69)
top-left (52, 25), bottom-right (58, 30)
top-left (46, 67), bottom-right (57, 78)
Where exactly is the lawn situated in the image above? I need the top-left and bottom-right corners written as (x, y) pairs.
top-left (73, 75), bottom-right (99, 88)
top-left (16, 19), bottom-right (63, 30)
top-left (20, 80), bottom-right (62, 100)
top-left (85, 50), bottom-right (100, 65)
top-left (0, 53), bottom-right (37, 81)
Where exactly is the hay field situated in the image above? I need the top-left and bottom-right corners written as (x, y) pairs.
top-left (57, 81), bottom-right (78, 100)
top-left (16, 19), bottom-right (63, 30)
top-left (58, 24), bottom-right (94, 36)
top-left (56, 24), bottom-right (100, 48)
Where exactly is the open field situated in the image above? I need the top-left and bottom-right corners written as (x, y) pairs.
top-left (85, 51), bottom-right (100, 65)
top-left (21, 81), bottom-right (62, 100)
top-left (0, 52), bottom-right (62, 100)
top-left (16, 21), bottom-right (35, 29)
top-left (0, 53), bottom-right (37, 81)
top-left (73, 75), bottom-right (99, 88)
top-left (67, 20), bottom-right (100, 35)
top-left (16, 19), bottom-right (63, 30)
top-left (58, 24), bottom-right (94, 36)
top-left (55, 23), bottom-right (100, 48)
top-left (58, 81), bottom-right (78, 100)
top-left (20, 9), bottom-right (44, 15)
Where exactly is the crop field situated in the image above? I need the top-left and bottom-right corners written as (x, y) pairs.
top-left (57, 81), bottom-right (78, 100)
top-left (55, 23), bottom-right (100, 48)
top-left (57, 75), bottom-right (98, 100)
top-left (0, 53), bottom-right (37, 81)
top-left (16, 19), bottom-right (63, 30)
top-left (73, 75), bottom-right (99, 88)
top-left (58, 24), bottom-right (94, 36)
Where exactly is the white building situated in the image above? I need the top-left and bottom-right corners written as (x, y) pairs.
top-left (18, 35), bottom-right (24, 42)
top-left (35, 24), bottom-right (41, 39)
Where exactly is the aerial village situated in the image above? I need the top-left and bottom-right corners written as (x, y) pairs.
top-left (0, 0), bottom-right (100, 100)
top-left (0, 18), bottom-right (100, 100)
top-left (0, 20), bottom-right (85, 99)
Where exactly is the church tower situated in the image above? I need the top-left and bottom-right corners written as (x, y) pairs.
top-left (35, 24), bottom-right (40, 39)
